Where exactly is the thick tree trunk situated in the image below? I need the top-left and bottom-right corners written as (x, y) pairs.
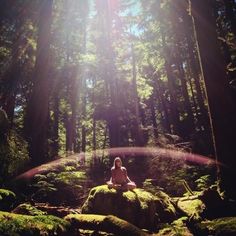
top-left (25, 0), bottom-right (53, 167)
top-left (163, 55), bottom-right (181, 135)
top-left (182, 8), bottom-right (210, 131)
top-left (191, 0), bottom-right (236, 200)
top-left (104, 0), bottom-right (120, 147)
top-left (169, 3), bottom-right (195, 137)
top-left (131, 44), bottom-right (144, 146)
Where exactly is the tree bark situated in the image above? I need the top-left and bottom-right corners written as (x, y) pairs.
top-left (25, 0), bottom-right (53, 167)
top-left (191, 0), bottom-right (236, 200)
top-left (131, 43), bottom-right (144, 146)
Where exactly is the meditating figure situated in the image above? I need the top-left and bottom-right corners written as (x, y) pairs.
top-left (107, 157), bottom-right (136, 191)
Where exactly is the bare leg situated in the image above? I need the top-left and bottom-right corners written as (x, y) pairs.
top-left (127, 182), bottom-right (136, 190)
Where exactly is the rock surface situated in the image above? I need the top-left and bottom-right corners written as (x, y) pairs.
top-left (81, 185), bottom-right (176, 230)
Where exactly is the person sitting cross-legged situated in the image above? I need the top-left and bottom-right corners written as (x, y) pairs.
top-left (107, 157), bottom-right (136, 191)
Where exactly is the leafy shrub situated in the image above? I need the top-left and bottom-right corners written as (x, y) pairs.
top-left (0, 189), bottom-right (16, 211)
top-left (31, 171), bottom-right (87, 205)
top-left (146, 153), bottom-right (216, 196)
top-left (0, 130), bottom-right (29, 184)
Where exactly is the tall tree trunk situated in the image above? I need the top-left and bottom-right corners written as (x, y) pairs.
top-left (170, 3), bottom-right (195, 137)
top-left (67, 67), bottom-right (79, 153)
top-left (182, 5), bottom-right (213, 147)
top-left (163, 53), bottom-right (180, 135)
top-left (51, 89), bottom-right (59, 157)
top-left (104, 0), bottom-right (120, 147)
top-left (191, 0), bottom-right (236, 200)
top-left (154, 77), bottom-right (171, 133)
top-left (131, 44), bottom-right (144, 146)
top-left (25, 0), bottom-right (53, 167)
top-left (149, 96), bottom-right (159, 139)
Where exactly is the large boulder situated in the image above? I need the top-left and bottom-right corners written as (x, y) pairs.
top-left (81, 185), bottom-right (177, 230)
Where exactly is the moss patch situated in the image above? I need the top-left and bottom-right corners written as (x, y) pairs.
top-left (82, 185), bottom-right (176, 230)
top-left (177, 198), bottom-right (204, 219)
top-left (0, 211), bottom-right (69, 236)
top-left (65, 213), bottom-right (148, 236)
top-left (195, 217), bottom-right (236, 236)
top-left (157, 217), bottom-right (193, 236)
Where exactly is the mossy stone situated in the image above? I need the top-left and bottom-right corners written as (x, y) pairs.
top-left (81, 185), bottom-right (176, 230)
top-left (65, 213), bottom-right (148, 236)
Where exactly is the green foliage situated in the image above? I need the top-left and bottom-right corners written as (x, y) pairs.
top-left (177, 198), bottom-right (204, 220)
top-left (32, 179), bottom-right (57, 199)
top-left (0, 189), bottom-right (16, 201)
top-left (196, 217), bottom-right (236, 236)
top-left (146, 154), bottom-right (188, 196)
top-left (0, 211), bottom-right (69, 236)
top-left (195, 175), bottom-right (212, 191)
top-left (146, 149), bottom-right (217, 196)
top-left (158, 216), bottom-right (190, 236)
top-left (31, 170), bottom-right (87, 205)
top-left (0, 189), bottom-right (16, 211)
top-left (0, 130), bottom-right (29, 184)
top-left (142, 179), bottom-right (164, 195)
top-left (13, 203), bottom-right (46, 216)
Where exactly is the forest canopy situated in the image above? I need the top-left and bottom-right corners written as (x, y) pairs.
top-left (0, 0), bottom-right (236, 201)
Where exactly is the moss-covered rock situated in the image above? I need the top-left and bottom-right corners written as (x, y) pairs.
top-left (0, 210), bottom-right (69, 236)
top-left (0, 189), bottom-right (16, 211)
top-left (194, 217), bottom-right (236, 236)
top-left (157, 217), bottom-right (193, 236)
top-left (65, 213), bottom-right (148, 236)
top-left (176, 197), bottom-right (204, 220)
top-left (81, 185), bottom-right (176, 230)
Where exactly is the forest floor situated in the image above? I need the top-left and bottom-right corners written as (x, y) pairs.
top-left (1, 155), bottom-right (236, 235)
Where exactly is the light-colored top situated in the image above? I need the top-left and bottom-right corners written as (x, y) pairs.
top-left (111, 166), bottom-right (128, 184)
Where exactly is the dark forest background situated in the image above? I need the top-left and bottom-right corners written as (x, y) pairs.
top-left (0, 0), bottom-right (236, 200)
